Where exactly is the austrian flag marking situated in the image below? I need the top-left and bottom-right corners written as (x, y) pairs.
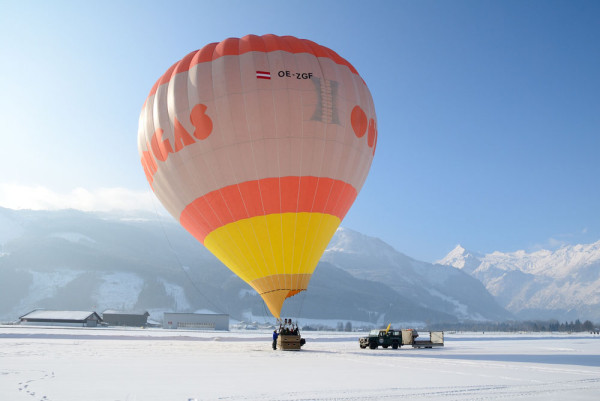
top-left (256, 71), bottom-right (271, 80)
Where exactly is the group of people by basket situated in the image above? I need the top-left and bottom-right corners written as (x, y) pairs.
top-left (272, 318), bottom-right (300, 350)
top-left (279, 318), bottom-right (299, 335)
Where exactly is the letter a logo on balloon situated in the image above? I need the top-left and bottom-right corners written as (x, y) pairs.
top-left (137, 34), bottom-right (377, 318)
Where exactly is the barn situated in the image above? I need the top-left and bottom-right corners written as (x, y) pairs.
top-left (19, 310), bottom-right (103, 327)
top-left (163, 312), bottom-right (229, 331)
top-left (102, 310), bottom-right (150, 327)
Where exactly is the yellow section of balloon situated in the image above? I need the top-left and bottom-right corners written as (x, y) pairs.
top-left (204, 212), bottom-right (340, 284)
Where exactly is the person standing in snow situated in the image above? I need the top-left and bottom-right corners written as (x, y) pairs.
top-left (272, 330), bottom-right (278, 350)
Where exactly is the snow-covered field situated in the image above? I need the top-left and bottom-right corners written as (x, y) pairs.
top-left (1, 326), bottom-right (599, 400)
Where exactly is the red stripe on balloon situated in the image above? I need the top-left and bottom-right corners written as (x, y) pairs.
top-left (180, 176), bottom-right (357, 243)
top-left (146, 34), bottom-right (359, 101)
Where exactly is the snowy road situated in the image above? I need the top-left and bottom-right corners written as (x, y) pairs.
top-left (1, 327), bottom-right (599, 400)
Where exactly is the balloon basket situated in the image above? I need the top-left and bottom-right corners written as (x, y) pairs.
top-left (277, 334), bottom-right (304, 351)
top-left (275, 318), bottom-right (306, 350)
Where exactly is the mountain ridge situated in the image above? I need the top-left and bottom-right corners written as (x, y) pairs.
top-left (437, 241), bottom-right (600, 321)
top-left (0, 207), bottom-right (529, 324)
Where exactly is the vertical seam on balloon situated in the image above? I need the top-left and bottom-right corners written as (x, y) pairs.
top-left (293, 40), bottom-right (320, 291)
top-left (284, 37), bottom-right (302, 293)
top-left (301, 44), bottom-right (336, 274)
top-left (238, 44), bottom-right (268, 277)
top-left (269, 47), bottom-right (285, 295)
top-left (254, 45), bottom-right (281, 295)
top-left (234, 39), bottom-right (272, 285)
top-left (283, 43), bottom-right (299, 292)
top-left (303, 45), bottom-right (330, 282)
top-left (255, 36), bottom-right (283, 296)
top-left (206, 45), bottom-right (260, 281)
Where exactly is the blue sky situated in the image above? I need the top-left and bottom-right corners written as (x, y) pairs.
top-left (1, 0), bottom-right (598, 261)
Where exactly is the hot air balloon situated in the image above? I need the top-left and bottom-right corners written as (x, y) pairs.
top-left (137, 34), bottom-right (377, 318)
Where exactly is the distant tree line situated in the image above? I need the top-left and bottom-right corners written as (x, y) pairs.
top-left (300, 319), bottom-right (599, 333)
top-left (428, 319), bottom-right (598, 333)
top-left (337, 321), bottom-right (353, 332)
top-left (301, 321), bottom-right (355, 332)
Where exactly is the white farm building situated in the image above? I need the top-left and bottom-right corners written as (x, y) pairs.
top-left (163, 313), bottom-right (229, 331)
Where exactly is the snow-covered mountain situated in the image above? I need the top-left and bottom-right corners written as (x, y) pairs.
top-left (437, 242), bottom-right (600, 321)
top-left (323, 228), bottom-right (512, 323)
top-left (0, 207), bottom-right (511, 325)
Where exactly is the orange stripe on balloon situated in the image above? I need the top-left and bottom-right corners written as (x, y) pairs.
top-left (146, 34), bottom-right (359, 101)
top-left (180, 176), bottom-right (357, 243)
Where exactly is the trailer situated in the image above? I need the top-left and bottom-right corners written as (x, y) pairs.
top-left (403, 330), bottom-right (444, 348)
top-left (359, 328), bottom-right (444, 349)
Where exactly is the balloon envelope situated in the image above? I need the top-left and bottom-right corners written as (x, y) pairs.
top-left (137, 34), bottom-right (377, 318)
